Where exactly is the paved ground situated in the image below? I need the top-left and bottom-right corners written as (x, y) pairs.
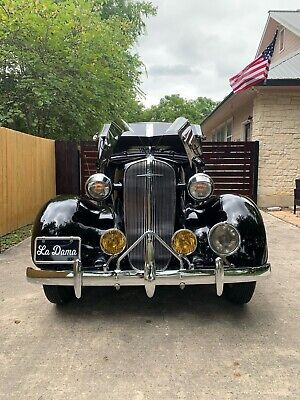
top-left (0, 212), bottom-right (299, 400)
top-left (268, 209), bottom-right (300, 228)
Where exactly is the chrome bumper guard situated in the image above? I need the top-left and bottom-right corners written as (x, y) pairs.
top-left (28, 230), bottom-right (270, 298)
top-left (26, 261), bottom-right (271, 299)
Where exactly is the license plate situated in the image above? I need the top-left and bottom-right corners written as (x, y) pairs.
top-left (34, 237), bottom-right (81, 264)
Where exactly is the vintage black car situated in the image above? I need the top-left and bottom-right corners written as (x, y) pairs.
top-left (27, 117), bottom-right (270, 305)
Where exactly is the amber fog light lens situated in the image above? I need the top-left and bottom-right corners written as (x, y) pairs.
top-left (171, 229), bottom-right (197, 255)
top-left (208, 223), bottom-right (240, 256)
top-left (100, 229), bottom-right (126, 255)
top-left (188, 173), bottom-right (214, 200)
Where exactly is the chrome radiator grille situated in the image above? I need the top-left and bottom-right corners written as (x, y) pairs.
top-left (124, 157), bottom-right (176, 271)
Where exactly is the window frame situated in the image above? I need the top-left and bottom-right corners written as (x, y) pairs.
top-left (241, 118), bottom-right (252, 141)
top-left (213, 118), bottom-right (233, 142)
top-left (226, 119), bottom-right (233, 142)
top-left (279, 28), bottom-right (285, 53)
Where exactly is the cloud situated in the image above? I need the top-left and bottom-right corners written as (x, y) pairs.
top-left (137, 0), bottom-right (300, 106)
top-left (149, 64), bottom-right (194, 76)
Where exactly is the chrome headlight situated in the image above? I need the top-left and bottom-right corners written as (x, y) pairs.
top-left (208, 223), bottom-right (240, 256)
top-left (85, 173), bottom-right (112, 200)
top-left (187, 173), bottom-right (214, 200)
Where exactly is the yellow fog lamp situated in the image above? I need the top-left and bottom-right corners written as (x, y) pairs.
top-left (100, 229), bottom-right (126, 255)
top-left (171, 229), bottom-right (197, 255)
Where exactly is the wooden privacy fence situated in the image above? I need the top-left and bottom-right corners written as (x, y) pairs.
top-left (0, 128), bottom-right (56, 236)
top-left (56, 140), bottom-right (259, 202)
top-left (80, 141), bottom-right (99, 194)
top-left (203, 141), bottom-right (259, 201)
top-left (55, 141), bottom-right (80, 196)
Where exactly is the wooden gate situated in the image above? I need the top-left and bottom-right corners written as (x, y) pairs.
top-left (55, 141), bottom-right (80, 195)
top-left (202, 141), bottom-right (259, 201)
top-left (56, 141), bottom-right (259, 202)
top-left (80, 141), bottom-right (98, 195)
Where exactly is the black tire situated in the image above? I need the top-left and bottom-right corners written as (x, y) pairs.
top-left (43, 285), bottom-right (75, 305)
top-left (223, 282), bottom-right (256, 304)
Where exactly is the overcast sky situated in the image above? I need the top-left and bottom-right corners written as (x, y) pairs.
top-left (137, 0), bottom-right (300, 106)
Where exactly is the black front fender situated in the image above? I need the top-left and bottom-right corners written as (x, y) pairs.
top-left (185, 194), bottom-right (268, 267)
top-left (31, 195), bottom-right (115, 269)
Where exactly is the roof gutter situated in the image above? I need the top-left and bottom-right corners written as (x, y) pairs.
top-left (262, 79), bottom-right (300, 86)
top-left (201, 77), bottom-right (300, 126)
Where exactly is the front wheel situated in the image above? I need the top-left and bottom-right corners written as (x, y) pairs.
top-left (43, 285), bottom-right (75, 305)
top-left (223, 282), bottom-right (256, 304)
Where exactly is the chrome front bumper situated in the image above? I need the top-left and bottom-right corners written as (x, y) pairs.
top-left (26, 260), bottom-right (271, 299)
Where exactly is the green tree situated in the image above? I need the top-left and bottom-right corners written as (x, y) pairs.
top-left (99, 0), bottom-right (156, 38)
top-left (136, 94), bottom-right (218, 124)
top-left (0, 0), bottom-right (156, 139)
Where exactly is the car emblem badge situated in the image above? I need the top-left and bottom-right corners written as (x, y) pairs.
top-left (136, 173), bottom-right (163, 178)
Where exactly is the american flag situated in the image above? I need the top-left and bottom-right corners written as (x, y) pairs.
top-left (229, 32), bottom-right (277, 93)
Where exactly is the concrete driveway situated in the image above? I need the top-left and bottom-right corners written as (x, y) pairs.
top-left (0, 212), bottom-right (299, 400)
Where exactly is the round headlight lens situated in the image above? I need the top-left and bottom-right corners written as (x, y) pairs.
top-left (100, 229), bottom-right (126, 255)
top-left (208, 223), bottom-right (240, 256)
top-left (171, 229), bottom-right (197, 255)
top-left (188, 173), bottom-right (214, 200)
top-left (85, 173), bottom-right (112, 200)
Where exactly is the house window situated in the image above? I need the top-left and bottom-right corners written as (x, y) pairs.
top-left (244, 123), bottom-right (251, 141)
top-left (217, 125), bottom-right (225, 141)
top-left (242, 118), bottom-right (252, 141)
top-left (279, 28), bottom-right (285, 52)
top-left (226, 120), bottom-right (232, 142)
top-left (213, 119), bottom-right (233, 142)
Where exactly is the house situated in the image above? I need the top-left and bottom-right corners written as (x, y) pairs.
top-left (201, 10), bottom-right (300, 208)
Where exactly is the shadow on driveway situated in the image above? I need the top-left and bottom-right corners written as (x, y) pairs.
top-left (52, 284), bottom-right (266, 328)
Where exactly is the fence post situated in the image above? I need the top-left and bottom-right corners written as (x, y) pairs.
top-left (252, 141), bottom-right (259, 204)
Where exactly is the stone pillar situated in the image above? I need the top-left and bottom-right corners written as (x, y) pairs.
top-left (252, 89), bottom-right (300, 207)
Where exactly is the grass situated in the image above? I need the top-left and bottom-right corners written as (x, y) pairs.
top-left (0, 225), bottom-right (32, 253)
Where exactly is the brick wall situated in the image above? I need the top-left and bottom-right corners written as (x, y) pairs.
top-left (252, 90), bottom-right (300, 207)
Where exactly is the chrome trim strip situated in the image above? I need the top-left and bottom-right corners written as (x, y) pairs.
top-left (146, 156), bottom-right (152, 234)
top-left (152, 232), bottom-right (186, 267)
top-left (136, 174), bottom-right (163, 177)
top-left (73, 259), bottom-right (82, 299)
top-left (27, 263), bottom-right (271, 288)
top-left (103, 255), bottom-right (117, 272)
top-left (116, 231), bottom-right (189, 270)
top-left (144, 234), bottom-right (156, 298)
top-left (116, 231), bottom-right (149, 270)
top-left (215, 257), bottom-right (224, 296)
